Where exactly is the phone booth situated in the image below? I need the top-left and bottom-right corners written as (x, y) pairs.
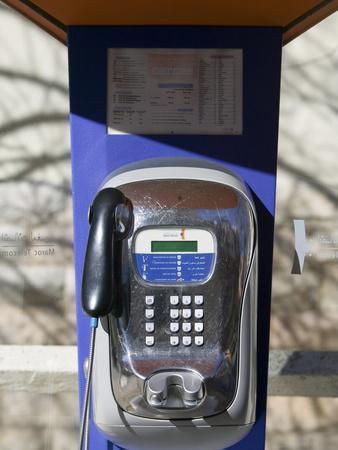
top-left (3, 1), bottom-right (337, 449)
top-left (68, 28), bottom-right (279, 449)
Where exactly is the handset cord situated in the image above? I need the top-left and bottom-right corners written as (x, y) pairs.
top-left (79, 317), bottom-right (98, 450)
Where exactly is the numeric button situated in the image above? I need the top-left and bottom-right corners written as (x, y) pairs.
top-left (195, 336), bottom-right (204, 346)
top-left (145, 296), bottom-right (154, 305)
top-left (170, 295), bottom-right (179, 306)
top-left (182, 295), bottom-right (191, 305)
top-left (170, 322), bottom-right (179, 333)
top-left (146, 336), bottom-right (154, 346)
top-left (170, 309), bottom-right (179, 319)
top-left (145, 309), bottom-right (154, 319)
top-left (194, 323), bottom-right (204, 333)
top-left (182, 309), bottom-right (192, 319)
top-left (183, 336), bottom-right (192, 346)
top-left (182, 322), bottom-right (192, 333)
top-left (145, 322), bottom-right (154, 333)
top-left (194, 309), bottom-right (204, 319)
top-left (170, 336), bottom-right (179, 346)
top-left (194, 295), bottom-right (204, 305)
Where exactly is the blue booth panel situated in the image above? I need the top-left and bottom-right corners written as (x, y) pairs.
top-left (68, 25), bottom-right (282, 450)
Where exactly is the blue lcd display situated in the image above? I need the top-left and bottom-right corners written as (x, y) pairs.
top-left (135, 253), bottom-right (215, 283)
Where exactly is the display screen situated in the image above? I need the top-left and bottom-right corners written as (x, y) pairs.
top-left (151, 241), bottom-right (198, 253)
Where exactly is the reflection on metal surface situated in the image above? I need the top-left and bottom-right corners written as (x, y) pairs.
top-left (105, 179), bottom-right (255, 420)
top-left (145, 370), bottom-right (205, 409)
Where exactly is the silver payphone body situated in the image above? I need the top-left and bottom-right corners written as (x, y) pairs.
top-left (84, 158), bottom-right (257, 450)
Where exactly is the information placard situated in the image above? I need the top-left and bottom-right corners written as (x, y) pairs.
top-left (107, 48), bottom-right (242, 135)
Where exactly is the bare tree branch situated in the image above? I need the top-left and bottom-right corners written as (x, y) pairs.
top-left (0, 68), bottom-right (68, 95)
top-left (0, 112), bottom-right (68, 136)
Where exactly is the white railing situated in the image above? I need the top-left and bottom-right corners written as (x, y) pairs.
top-left (0, 346), bottom-right (337, 397)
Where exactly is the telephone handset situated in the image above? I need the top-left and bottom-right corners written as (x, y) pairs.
top-left (82, 188), bottom-right (133, 318)
top-left (80, 188), bottom-right (133, 450)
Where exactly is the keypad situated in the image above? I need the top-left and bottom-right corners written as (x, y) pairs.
top-left (144, 294), bottom-right (204, 347)
top-left (168, 295), bottom-right (204, 347)
top-left (145, 296), bottom-right (156, 346)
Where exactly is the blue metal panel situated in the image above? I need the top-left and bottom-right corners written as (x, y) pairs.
top-left (68, 26), bottom-right (282, 450)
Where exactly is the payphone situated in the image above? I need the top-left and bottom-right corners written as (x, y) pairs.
top-left (80, 157), bottom-right (258, 450)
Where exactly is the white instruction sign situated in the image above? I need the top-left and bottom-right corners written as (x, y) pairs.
top-left (107, 48), bottom-right (242, 135)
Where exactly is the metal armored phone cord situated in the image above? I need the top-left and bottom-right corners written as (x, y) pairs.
top-left (79, 317), bottom-right (98, 450)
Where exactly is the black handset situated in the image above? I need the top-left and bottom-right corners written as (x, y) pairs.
top-left (82, 188), bottom-right (133, 318)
